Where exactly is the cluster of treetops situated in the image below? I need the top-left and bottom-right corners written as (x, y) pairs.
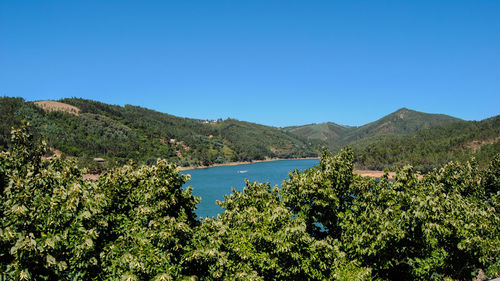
top-left (1, 97), bottom-right (498, 174)
top-left (1, 125), bottom-right (498, 280)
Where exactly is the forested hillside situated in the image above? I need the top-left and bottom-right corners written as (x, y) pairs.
top-left (284, 122), bottom-right (356, 150)
top-left (342, 107), bottom-right (461, 144)
top-left (354, 115), bottom-right (500, 171)
top-left (1, 97), bottom-right (498, 172)
top-left (285, 108), bottom-right (499, 170)
top-left (1, 126), bottom-right (498, 280)
top-left (285, 108), bottom-right (462, 151)
top-left (0, 97), bottom-right (315, 170)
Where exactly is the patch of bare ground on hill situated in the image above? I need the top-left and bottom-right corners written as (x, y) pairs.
top-left (82, 173), bottom-right (101, 180)
top-left (161, 138), bottom-right (191, 157)
top-left (466, 136), bottom-right (500, 153)
top-left (34, 100), bottom-right (80, 115)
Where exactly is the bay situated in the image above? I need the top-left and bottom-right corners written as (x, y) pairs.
top-left (181, 159), bottom-right (320, 218)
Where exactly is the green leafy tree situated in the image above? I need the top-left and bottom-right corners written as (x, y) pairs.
top-left (281, 147), bottom-right (356, 239)
top-left (94, 160), bottom-right (200, 280)
top-left (281, 146), bottom-right (499, 280)
top-left (1, 122), bottom-right (498, 280)
top-left (185, 180), bottom-right (370, 280)
top-left (0, 124), bottom-right (101, 280)
top-left (0, 125), bottom-right (201, 280)
top-left (343, 161), bottom-right (499, 280)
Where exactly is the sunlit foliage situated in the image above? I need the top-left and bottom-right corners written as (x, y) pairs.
top-left (1, 125), bottom-right (498, 280)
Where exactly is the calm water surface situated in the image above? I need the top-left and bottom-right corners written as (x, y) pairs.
top-left (182, 159), bottom-right (319, 218)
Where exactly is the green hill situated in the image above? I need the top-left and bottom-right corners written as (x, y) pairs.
top-left (354, 115), bottom-right (500, 171)
top-left (2, 97), bottom-right (498, 172)
top-left (284, 108), bottom-right (498, 170)
top-left (285, 108), bottom-right (462, 151)
top-left (283, 122), bottom-right (356, 150)
top-left (0, 97), bottom-right (316, 170)
top-left (343, 108), bottom-right (461, 143)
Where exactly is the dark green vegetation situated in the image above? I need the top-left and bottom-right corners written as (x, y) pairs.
top-left (285, 108), bottom-right (461, 151)
top-left (355, 115), bottom-right (500, 171)
top-left (284, 122), bottom-right (356, 151)
top-left (0, 97), bottom-right (314, 171)
top-left (1, 97), bottom-right (498, 172)
top-left (285, 108), bottom-right (499, 171)
top-left (1, 126), bottom-right (498, 280)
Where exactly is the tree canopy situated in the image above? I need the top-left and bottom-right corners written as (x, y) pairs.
top-left (1, 125), bottom-right (498, 280)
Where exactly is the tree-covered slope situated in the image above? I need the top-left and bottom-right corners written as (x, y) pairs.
top-left (2, 97), bottom-right (497, 172)
top-left (354, 115), bottom-right (500, 171)
top-left (0, 97), bottom-right (316, 169)
top-left (285, 108), bottom-right (462, 151)
top-left (343, 108), bottom-right (461, 143)
top-left (283, 122), bottom-right (356, 150)
top-left (285, 108), bottom-right (500, 171)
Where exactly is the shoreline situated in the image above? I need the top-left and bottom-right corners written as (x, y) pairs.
top-left (83, 158), bottom-right (394, 179)
top-left (178, 159), bottom-right (395, 179)
top-left (354, 170), bottom-right (395, 179)
top-left (178, 157), bottom-right (320, 171)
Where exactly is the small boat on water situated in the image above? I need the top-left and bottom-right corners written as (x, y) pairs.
top-left (237, 170), bottom-right (248, 174)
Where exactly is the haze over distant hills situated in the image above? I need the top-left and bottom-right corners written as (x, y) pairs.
top-left (1, 97), bottom-right (498, 171)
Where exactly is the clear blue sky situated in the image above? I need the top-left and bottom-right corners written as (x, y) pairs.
top-left (1, 1), bottom-right (499, 127)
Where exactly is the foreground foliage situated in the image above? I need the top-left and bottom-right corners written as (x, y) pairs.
top-left (1, 126), bottom-right (498, 280)
top-left (0, 126), bottom-right (199, 280)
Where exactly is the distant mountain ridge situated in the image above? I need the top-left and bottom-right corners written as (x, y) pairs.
top-left (1, 97), bottom-right (498, 171)
top-left (284, 108), bottom-right (462, 151)
top-left (354, 115), bottom-right (500, 171)
top-left (284, 122), bottom-right (356, 151)
top-left (285, 108), bottom-right (498, 171)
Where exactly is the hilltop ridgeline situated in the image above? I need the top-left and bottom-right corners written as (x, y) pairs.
top-left (0, 97), bottom-right (315, 170)
top-left (1, 97), bottom-right (498, 171)
top-left (284, 108), bottom-right (499, 171)
top-left (284, 108), bottom-right (462, 151)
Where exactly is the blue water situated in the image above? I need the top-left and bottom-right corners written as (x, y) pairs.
top-left (181, 159), bottom-right (319, 218)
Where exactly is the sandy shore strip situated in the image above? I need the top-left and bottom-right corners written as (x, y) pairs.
top-left (178, 157), bottom-right (320, 171)
top-left (354, 170), bottom-right (395, 179)
top-left (83, 158), bottom-right (394, 180)
top-left (180, 159), bottom-right (395, 179)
